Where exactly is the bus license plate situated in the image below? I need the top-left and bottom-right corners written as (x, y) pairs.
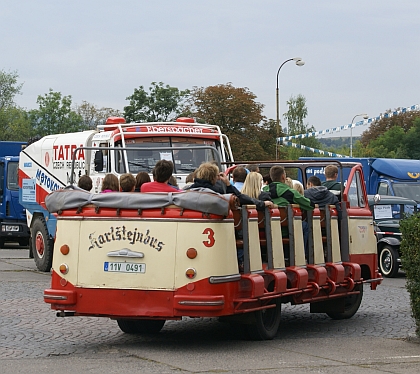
top-left (104, 262), bottom-right (145, 273)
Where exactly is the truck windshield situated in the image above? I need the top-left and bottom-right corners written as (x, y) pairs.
top-left (7, 161), bottom-right (19, 191)
top-left (119, 137), bottom-right (221, 174)
top-left (392, 183), bottom-right (420, 202)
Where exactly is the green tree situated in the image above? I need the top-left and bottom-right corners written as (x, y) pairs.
top-left (124, 82), bottom-right (189, 122)
top-left (30, 89), bottom-right (84, 136)
top-left (0, 106), bottom-right (32, 141)
top-left (362, 126), bottom-right (406, 158)
top-left (0, 69), bottom-right (28, 140)
top-left (0, 69), bottom-right (23, 111)
top-left (187, 83), bottom-right (268, 160)
top-left (74, 101), bottom-right (122, 129)
top-left (188, 83), bottom-right (264, 134)
top-left (360, 109), bottom-right (420, 147)
top-left (282, 94), bottom-right (321, 159)
top-left (283, 94), bottom-right (310, 136)
top-left (400, 118), bottom-right (420, 159)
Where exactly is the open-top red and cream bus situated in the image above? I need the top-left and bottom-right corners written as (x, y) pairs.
top-left (43, 160), bottom-right (381, 340)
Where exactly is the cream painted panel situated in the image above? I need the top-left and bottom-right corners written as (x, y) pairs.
top-left (53, 219), bottom-right (82, 285)
top-left (77, 219), bottom-right (177, 290)
top-left (271, 217), bottom-right (285, 269)
top-left (248, 219), bottom-right (263, 272)
top-left (348, 216), bottom-right (377, 255)
top-left (174, 221), bottom-right (238, 288)
top-left (312, 217), bottom-right (325, 265)
top-left (293, 218), bottom-right (306, 266)
top-left (330, 217), bottom-right (341, 262)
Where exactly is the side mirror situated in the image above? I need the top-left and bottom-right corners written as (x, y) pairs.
top-left (94, 151), bottom-right (104, 172)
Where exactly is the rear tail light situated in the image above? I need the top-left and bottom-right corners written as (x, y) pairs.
top-left (59, 264), bottom-right (69, 274)
top-left (185, 268), bottom-right (196, 279)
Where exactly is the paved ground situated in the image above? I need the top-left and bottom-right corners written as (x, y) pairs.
top-left (1, 246), bottom-right (419, 373)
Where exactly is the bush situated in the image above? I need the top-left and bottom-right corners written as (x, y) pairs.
top-left (400, 213), bottom-right (420, 336)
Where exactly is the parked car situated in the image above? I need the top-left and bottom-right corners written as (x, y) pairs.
top-left (368, 194), bottom-right (417, 278)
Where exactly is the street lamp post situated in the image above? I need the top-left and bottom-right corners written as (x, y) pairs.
top-left (276, 57), bottom-right (305, 159)
top-left (350, 113), bottom-right (368, 157)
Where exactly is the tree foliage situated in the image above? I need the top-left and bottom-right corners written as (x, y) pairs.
top-left (30, 89), bottom-right (84, 137)
top-left (281, 94), bottom-right (321, 159)
top-left (0, 69), bottom-right (30, 141)
top-left (400, 118), bottom-right (420, 159)
top-left (74, 101), bottom-right (122, 129)
top-left (0, 106), bottom-right (32, 141)
top-left (124, 82), bottom-right (189, 122)
top-left (187, 83), bottom-right (270, 160)
top-left (357, 111), bottom-right (420, 158)
top-left (0, 69), bottom-right (23, 111)
top-left (400, 213), bottom-right (420, 336)
top-left (360, 110), bottom-right (420, 147)
top-left (188, 83), bottom-right (264, 134)
top-left (283, 94), bottom-right (310, 136)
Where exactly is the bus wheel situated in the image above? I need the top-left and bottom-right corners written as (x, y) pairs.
top-left (326, 284), bottom-right (363, 320)
top-left (117, 319), bottom-right (166, 334)
top-left (245, 299), bottom-right (281, 340)
top-left (31, 218), bottom-right (53, 272)
top-left (379, 245), bottom-right (399, 278)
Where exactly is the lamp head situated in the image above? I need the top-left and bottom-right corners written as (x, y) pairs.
top-left (292, 57), bottom-right (305, 66)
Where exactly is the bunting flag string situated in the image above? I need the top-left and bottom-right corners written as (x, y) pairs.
top-left (278, 104), bottom-right (419, 143)
top-left (281, 141), bottom-right (349, 158)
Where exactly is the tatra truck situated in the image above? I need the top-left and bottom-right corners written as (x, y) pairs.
top-left (0, 141), bottom-right (30, 248)
top-left (18, 117), bottom-right (234, 271)
top-left (42, 159), bottom-right (381, 340)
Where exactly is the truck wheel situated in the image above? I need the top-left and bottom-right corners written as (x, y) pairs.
top-left (31, 218), bottom-right (53, 272)
top-left (28, 239), bottom-right (34, 258)
top-left (326, 284), bottom-right (363, 320)
top-left (379, 245), bottom-right (399, 278)
top-left (245, 299), bottom-right (281, 340)
top-left (0, 238), bottom-right (4, 249)
top-left (117, 319), bottom-right (165, 334)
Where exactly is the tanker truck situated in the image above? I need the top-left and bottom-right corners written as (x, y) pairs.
top-left (19, 117), bottom-right (234, 271)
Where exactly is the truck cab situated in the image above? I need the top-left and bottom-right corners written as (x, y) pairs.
top-left (300, 157), bottom-right (420, 204)
top-left (0, 142), bottom-right (30, 248)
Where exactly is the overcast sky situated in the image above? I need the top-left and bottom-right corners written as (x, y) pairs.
top-left (2, 1), bottom-right (419, 138)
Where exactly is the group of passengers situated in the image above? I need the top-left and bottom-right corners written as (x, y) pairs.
top-left (77, 162), bottom-right (342, 269)
top-left (78, 162), bottom-right (342, 217)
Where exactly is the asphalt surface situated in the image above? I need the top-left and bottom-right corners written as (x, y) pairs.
top-left (1, 245), bottom-right (419, 373)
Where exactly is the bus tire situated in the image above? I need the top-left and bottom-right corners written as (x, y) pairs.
top-left (0, 238), bottom-right (4, 249)
top-left (117, 319), bottom-right (165, 334)
top-left (379, 245), bottom-right (399, 278)
top-left (245, 299), bottom-right (281, 340)
top-left (326, 284), bottom-right (363, 320)
top-left (31, 218), bottom-right (53, 272)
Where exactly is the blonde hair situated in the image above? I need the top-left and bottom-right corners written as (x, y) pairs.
top-left (195, 162), bottom-right (219, 184)
top-left (293, 180), bottom-right (304, 195)
top-left (241, 172), bottom-right (263, 199)
top-left (285, 177), bottom-right (293, 188)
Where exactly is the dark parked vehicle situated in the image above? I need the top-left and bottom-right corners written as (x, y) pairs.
top-left (368, 194), bottom-right (417, 278)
